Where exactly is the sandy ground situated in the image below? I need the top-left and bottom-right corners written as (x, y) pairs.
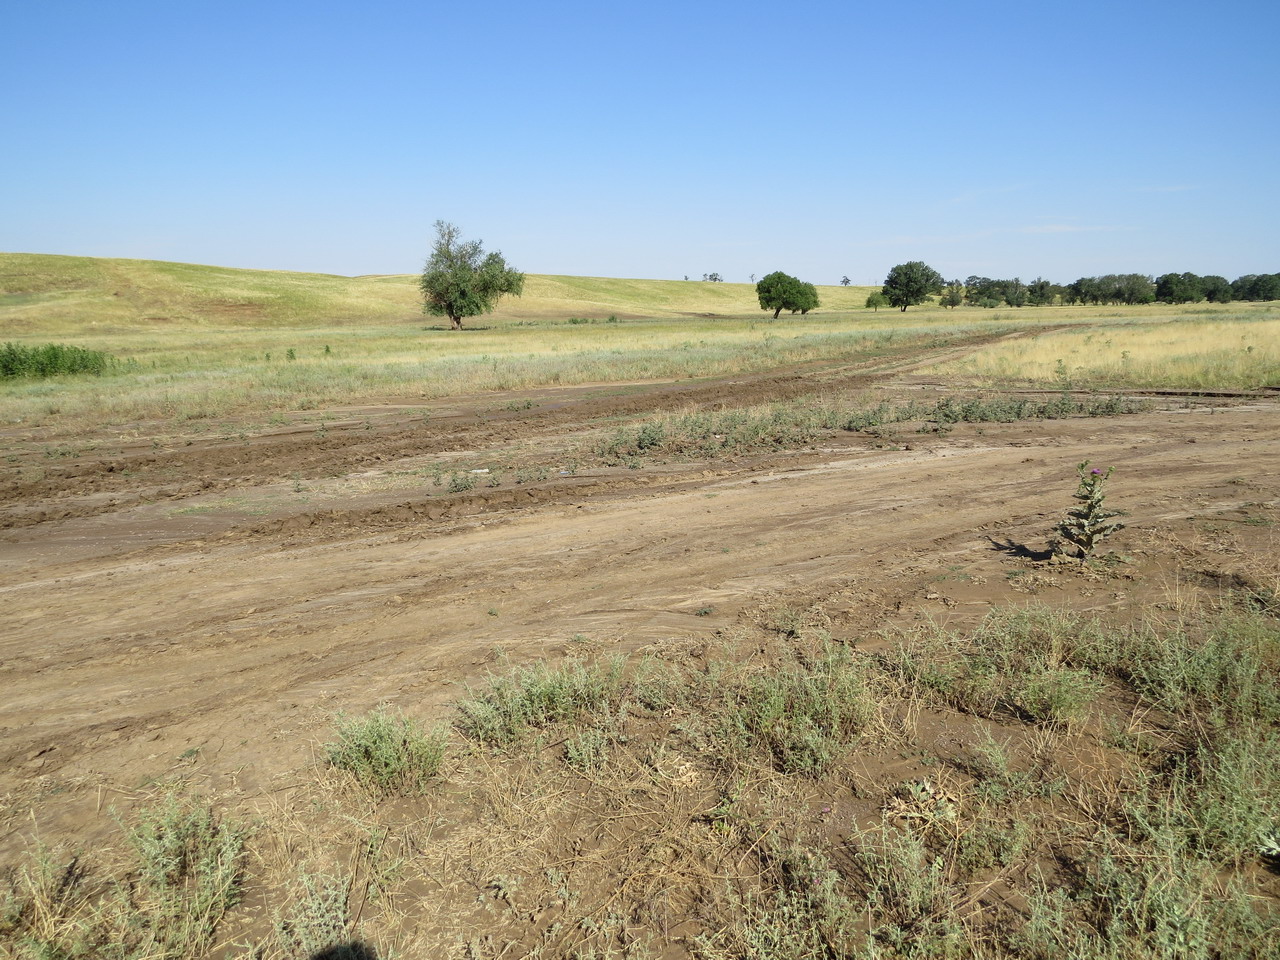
top-left (2, 350), bottom-right (1277, 860)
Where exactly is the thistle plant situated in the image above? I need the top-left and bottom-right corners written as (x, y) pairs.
top-left (1053, 460), bottom-right (1124, 560)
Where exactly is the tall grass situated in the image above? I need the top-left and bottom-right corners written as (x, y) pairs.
top-left (924, 308), bottom-right (1280, 390)
top-left (0, 320), bottom-right (985, 433)
top-left (0, 342), bottom-right (115, 378)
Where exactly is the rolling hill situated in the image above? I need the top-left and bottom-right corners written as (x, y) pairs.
top-left (0, 253), bottom-right (878, 333)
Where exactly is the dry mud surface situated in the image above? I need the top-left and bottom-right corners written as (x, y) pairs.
top-left (2, 348), bottom-right (1278, 879)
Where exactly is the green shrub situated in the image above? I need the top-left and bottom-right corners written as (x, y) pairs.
top-left (0, 342), bottom-right (114, 378)
top-left (716, 644), bottom-right (873, 775)
top-left (273, 873), bottom-right (363, 960)
top-left (1076, 607), bottom-right (1280, 725)
top-left (456, 656), bottom-right (626, 747)
top-left (325, 707), bottom-right (447, 796)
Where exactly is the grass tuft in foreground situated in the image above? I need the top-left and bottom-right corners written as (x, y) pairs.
top-left (1, 796), bottom-right (246, 960)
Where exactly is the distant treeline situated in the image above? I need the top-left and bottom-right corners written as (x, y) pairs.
top-left (945, 272), bottom-right (1280, 308)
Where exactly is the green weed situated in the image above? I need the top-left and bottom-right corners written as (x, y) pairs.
top-left (325, 707), bottom-right (447, 796)
top-left (1, 797), bottom-right (246, 960)
top-left (882, 607), bottom-right (1104, 724)
top-left (0, 342), bottom-right (114, 378)
top-left (715, 644), bottom-right (874, 775)
top-left (456, 656), bottom-right (627, 748)
top-left (273, 872), bottom-right (371, 960)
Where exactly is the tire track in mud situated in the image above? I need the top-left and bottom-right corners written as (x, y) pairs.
top-left (0, 328), bottom-right (1049, 528)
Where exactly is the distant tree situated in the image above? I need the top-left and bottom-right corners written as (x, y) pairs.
top-left (865, 291), bottom-right (889, 311)
top-left (749, 274), bottom-right (756, 284)
top-left (1070, 277), bottom-right (1101, 305)
top-left (964, 276), bottom-right (998, 307)
top-left (882, 261), bottom-right (944, 312)
top-left (840, 276), bottom-right (851, 286)
top-left (1259, 274), bottom-right (1280, 300)
top-left (1026, 277), bottom-right (1056, 306)
top-left (1003, 277), bottom-right (1028, 307)
top-left (1156, 272), bottom-right (1205, 303)
top-left (756, 271), bottom-right (808, 319)
top-left (1233, 273), bottom-right (1280, 301)
top-left (1200, 275), bottom-right (1232, 303)
top-left (705, 273), bottom-right (723, 282)
top-left (1072, 274), bottom-right (1155, 306)
top-left (1114, 273), bottom-right (1156, 305)
top-left (940, 280), bottom-right (965, 309)
top-left (684, 275), bottom-right (689, 281)
top-left (420, 221), bottom-right (524, 330)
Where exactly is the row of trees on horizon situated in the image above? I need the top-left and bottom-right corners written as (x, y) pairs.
top-left (941, 271), bottom-right (1280, 308)
top-left (694, 269), bottom-right (1280, 307)
top-left (755, 260), bottom-right (1280, 317)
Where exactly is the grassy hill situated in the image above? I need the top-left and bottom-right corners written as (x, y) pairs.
top-left (0, 253), bottom-right (878, 334)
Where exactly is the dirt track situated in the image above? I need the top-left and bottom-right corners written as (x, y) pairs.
top-left (2, 344), bottom-right (1278, 855)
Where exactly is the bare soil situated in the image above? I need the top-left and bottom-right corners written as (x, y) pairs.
top-left (2, 340), bottom-right (1278, 952)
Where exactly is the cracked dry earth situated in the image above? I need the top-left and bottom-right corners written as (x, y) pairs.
top-left (1, 349), bottom-right (1277, 858)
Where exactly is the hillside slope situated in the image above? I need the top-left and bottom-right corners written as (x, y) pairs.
top-left (0, 253), bottom-right (877, 333)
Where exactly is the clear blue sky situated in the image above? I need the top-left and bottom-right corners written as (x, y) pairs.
top-left (4, 0), bottom-right (1277, 285)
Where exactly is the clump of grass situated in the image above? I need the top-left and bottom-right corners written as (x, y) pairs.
top-left (882, 606), bottom-right (1104, 724)
top-left (456, 656), bottom-right (627, 748)
top-left (695, 838), bottom-right (858, 960)
top-left (1, 797), bottom-right (246, 960)
top-left (274, 872), bottom-right (374, 960)
top-left (0, 341), bottom-right (115, 378)
top-left (325, 707), bottom-right (447, 796)
top-left (1125, 728), bottom-right (1280, 867)
top-left (598, 394), bottom-right (1146, 463)
top-left (846, 824), bottom-right (972, 957)
top-left (1015, 832), bottom-right (1275, 958)
top-left (1074, 606), bottom-right (1280, 726)
top-left (715, 644), bottom-right (874, 775)
top-left (927, 392), bottom-right (1142, 424)
top-left (446, 471), bottom-right (477, 493)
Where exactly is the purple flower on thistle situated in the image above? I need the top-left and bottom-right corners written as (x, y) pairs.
top-left (1091, 468), bottom-right (1103, 475)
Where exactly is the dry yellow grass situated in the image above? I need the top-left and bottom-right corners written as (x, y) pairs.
top-left (921, 306), bottom-right (1280, 390)
top-left (0, 253), bottom-right (876, 333)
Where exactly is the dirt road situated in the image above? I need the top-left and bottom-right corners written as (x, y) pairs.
top-left (2, 350), bottom-right (1277, 854)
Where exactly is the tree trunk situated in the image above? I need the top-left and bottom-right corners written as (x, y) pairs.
top-left (450, 315), bottom-right (463, 330)
top-left (773, 307), bottom-right (782, 319)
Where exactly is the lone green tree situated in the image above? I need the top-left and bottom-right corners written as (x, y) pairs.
top-left (882, 261), bottom-right (944, 312)
top-left (419, 221), bottom-right (524, 330)
top-left (756, 271), bottom-right (808, 319)
top-left (865, 291), bottom-right (889, 311)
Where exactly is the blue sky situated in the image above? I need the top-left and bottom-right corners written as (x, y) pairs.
top-left (4, 0), bottom-right (1277, 284)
